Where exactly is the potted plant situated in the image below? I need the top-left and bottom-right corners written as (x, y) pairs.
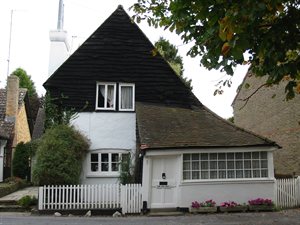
top-left (248, 198), bottom-right (275, 211)
top-left (219, 201), bottom-right (247, 213)
top-left (190, 200), bottom-right (217, 213)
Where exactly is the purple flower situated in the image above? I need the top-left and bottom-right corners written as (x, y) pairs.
top-left (248, 198), bottom-right (274, 206)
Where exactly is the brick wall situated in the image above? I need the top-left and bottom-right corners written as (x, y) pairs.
top-left (233, 72), bottom-right (300, 176)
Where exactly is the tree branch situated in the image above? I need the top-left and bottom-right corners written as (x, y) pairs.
top-left (238, 83), bottom-right (268, 110)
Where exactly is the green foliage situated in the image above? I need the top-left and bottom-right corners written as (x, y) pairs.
top-left (154, 37), bottom-right (193, 90)
top-left (32, 125), bottom-right (90, 185)
top-left (12, 142), bottom-right (32, 180)
top-left (0, 177), bottom-right (28, 198)
top-left (119, 154), bottom-right (135, 184)
top-left (227, 116), bottom-right (234, 123)
top-left (18, 195), bottom-right (38, 209)
top-left (11, 68), bottom-right (36, 97)
top-left (132, 1), bottom-right (300, 99)
top-left (44, 93), bottom-right (78, 129)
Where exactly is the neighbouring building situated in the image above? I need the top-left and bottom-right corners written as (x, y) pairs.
top-left (0, 75), bottom-right (33, 182)
top-left (44, 6), bottom-right (279, 209)
top-left (232, 71), bottom-right (300, 177)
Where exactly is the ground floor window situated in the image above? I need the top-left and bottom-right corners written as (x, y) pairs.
top-left (90, 152), bottom-right (126, 175)
top-left (183, 152), bottom-right (268, 180)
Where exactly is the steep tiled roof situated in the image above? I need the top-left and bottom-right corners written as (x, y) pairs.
top-left (136, 102), bottom-right (277, 149)
top-left (44, 6), bottom-right (201, 110)
top-left (0, 121), bottom-right (14, 139)
top-left (32, 108), bottom-right (45, 140)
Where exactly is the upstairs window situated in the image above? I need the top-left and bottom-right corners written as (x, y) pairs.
top-left (96, 82), bottom-right (116, 110)
top-left (119, 83), bottom-right (135, 111)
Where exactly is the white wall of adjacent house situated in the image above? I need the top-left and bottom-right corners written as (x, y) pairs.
top-left (142, 147), bottom-right (276, 209)
top-left (0, 140), bottom-right (7, 182)
top-left (71, 112), bottom-right (136, 185)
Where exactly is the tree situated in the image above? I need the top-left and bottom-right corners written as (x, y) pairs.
top-left (131, 1), bottom-right (300, 100)
top-left (11, 68), bottom-right (40, 120)
top-left (154, 37), bottom-right (192, 90)
top-left (32, 125), bottom-right (89, 185)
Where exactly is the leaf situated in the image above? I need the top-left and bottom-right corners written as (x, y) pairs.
top-left (221, 42), bottom-right (230, 56)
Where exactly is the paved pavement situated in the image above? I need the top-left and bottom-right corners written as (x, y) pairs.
top-left (0, 187), bottom-right (38, 202)
top-left (0, 209), bottom-right (300, 225)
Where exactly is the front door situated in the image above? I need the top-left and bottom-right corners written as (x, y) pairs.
top-left (150, 156), bottom-right (178, 208)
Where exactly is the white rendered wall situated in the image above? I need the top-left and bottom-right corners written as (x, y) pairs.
top-left (71, 112), bottom-right (136, 184)
top-left (142, 148), bottom-right (276, 208)
top-left (0, 140), bottom-right (7, 182)
top-left (48, 30), bottom-right (70, 75)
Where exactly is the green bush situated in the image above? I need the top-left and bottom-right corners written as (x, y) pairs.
top-left (18, 195), bottom-right (37, 209)
top-left (12, 142), bottom-right (30, 180)
top-left (32, 125), bottom-right (89, 185)
top-left (0, 177), bottom-right (28, 198)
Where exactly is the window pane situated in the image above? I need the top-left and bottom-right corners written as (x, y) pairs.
top-left (201, 161), bottom-right (208, 170)
top-left (101, 163), bottom-right (109, 171)
top-left (91, 163), bottom-right (98, 172)
top-left (210, 161), bottom-right (217, 169)
top-left (227, 170), bottom-right (235, 178)
top-left (183, 162), bottom-right (190, 170)
top-left (244, 152), bottom-right (251, 159)
top-left (210, 171), bottom-right (217, 179)
top-left (192, 161), bottom-right (199, 170)
top-left (236, 160), bottom-right (243, 169)
top-left (227, 153), bottom-right (234, 159)
top-left (91, 153), bottom-right (98, 162)
top-left (107, 85), bottom-right (115, 108)
top-left (200, 153), bottom-right (208, 160)
top-left (183, 171), bottom-right (190, 180)
top-left (252, 152), bottom-right (259, 159)
top-left (261, 160), bottom-right (268, 168)
top-left (236, 153), bottom-right (243, 159)
top-left (120, 86), bottom-right (133, 109)
top-left (227, 161), bottom-right (234, 169)
top-left (192, 154), bottom-right (199, 160)
top-left (192, 171), bottom-right (199, 179)
top-left (112, 154), bottom-right (119, 162)
top-left (218, 161), bottom-right (226, 169)
top-left (236, 170), bottom-right (243, 178)
top-left (210, 153), bottom-right (217, 160)
top-left (112, 163), bottom-right (119, 172)
top-left (245, 170), bottom-right (252, 178)
top-left (244, 160), bottom-right (251, 169)
top-left (101, 154), bottom-right (109, 162)
top-left (219, 171), bottom-right (226, 179)
top-left (183, 154), bottom-right (190, 161)
top-left (98, 85), bottom-right (105, 108)
top-left (261, 152), bottom-right (267, 159)
top-left (253, 170), bottom-right (260, 178)
top-left (261, 169), bottom-right (268, 177)
top-left (253, 160), bottom-right (260, 169)
top-left (218, 153), bottom-right (226, 160)
top-left (201, 171), bottom-right (208, 179)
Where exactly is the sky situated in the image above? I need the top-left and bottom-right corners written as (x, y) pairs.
top-left (0, 0), bottom-right (249, 119)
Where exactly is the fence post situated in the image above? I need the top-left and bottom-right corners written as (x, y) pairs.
top-left (38, 186), bottom-right (43, 210)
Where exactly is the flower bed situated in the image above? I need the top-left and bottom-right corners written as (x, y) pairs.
top-left (248, 198), bottom-right (275, 212)
top-left (219, 201), bottom-right (247, 213)
top-left (190, 200), bottom-right (217, 213)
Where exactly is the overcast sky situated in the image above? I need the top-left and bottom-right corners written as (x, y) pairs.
top-left (0, 0), bottom-right (249, 118)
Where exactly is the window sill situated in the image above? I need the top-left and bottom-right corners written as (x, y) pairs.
top-left (180, 178), bottom-right (275, 186)
top-left (86, 173), bottom-right (119, 178)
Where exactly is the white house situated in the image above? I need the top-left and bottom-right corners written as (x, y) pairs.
top-left (43, 5), bottom-right (279, 210)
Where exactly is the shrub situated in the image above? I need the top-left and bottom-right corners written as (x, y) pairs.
top-left (12, 142), bottom-right (30, 180)
top-left (32, 125), bottom-right (90, 185)
top-left (18, 195), bottom-right (38, 209)
top-left (0, 177), bottom-right (28, 198)
top-left (119, 154), bottom-right (135, 184)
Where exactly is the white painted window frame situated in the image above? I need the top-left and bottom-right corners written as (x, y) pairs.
top-left (95, 82), bottom-right (117, 110)
top-left (89, 152), bottom-right (121, 177)
top-left (182, 151), bottom-right (269, 181)
top-left (118, 83), bottom-right (135, 111)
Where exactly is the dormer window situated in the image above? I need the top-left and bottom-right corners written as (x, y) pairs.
top-left (119, 83), bottom-right (135, 111)
top-left (96, 82), bottom-right (116, 110)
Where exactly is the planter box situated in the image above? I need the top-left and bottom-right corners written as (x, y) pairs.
top-left (248, 205), bottom-right (274, 212)
top-left (190, 207), bottom-right (217, 213)
top-left (219, 206), bottom-right (248, 213)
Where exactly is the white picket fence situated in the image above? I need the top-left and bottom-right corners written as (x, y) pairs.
top-left (38, 183), bottom-right (142, 214)
top-left (275, 177), bottom-right (300, 208)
